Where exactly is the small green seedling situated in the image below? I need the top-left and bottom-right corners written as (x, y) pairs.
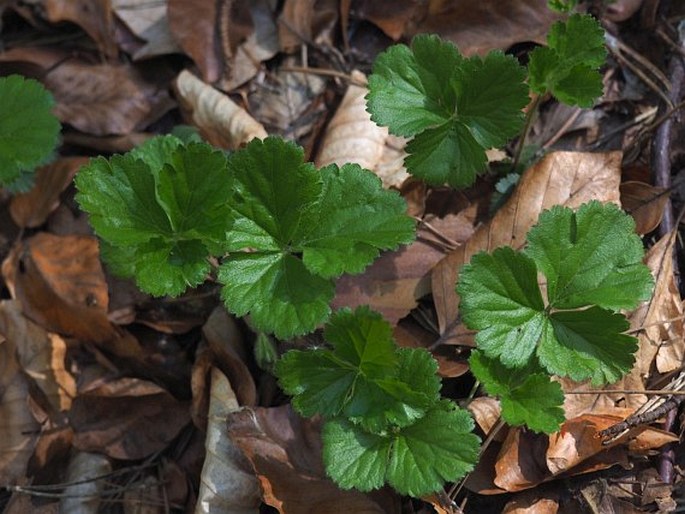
top-left (0, 74), bottom-right (61, 191)
top-left (275, 306), bottom-right (481, 496)
top-left (458, 201), bottom-right (654, 433)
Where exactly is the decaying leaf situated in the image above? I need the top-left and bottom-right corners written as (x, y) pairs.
top-left (620, 181), bottom-right (669, 235)
top-left (227, 405), bottom-right (396, 514)
top-left (431, 151), bottom-right (623, 344)
top-left (59, 451), bottom-right (112, 514)
top-left (195, 367), bottom-right (261, 513)
top-left (174, 70), bottom-right (267, 149)
top-left (112, 0), bottom-right (181, 60)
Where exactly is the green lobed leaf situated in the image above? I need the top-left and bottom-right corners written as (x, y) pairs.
top-left (469, 350), bottom-right (565, 433)
top-left (525, 201), bottom-right (654, 311)
top-left (540, 306), bottom-right (638, 385)
top-left (527, 14), bottom-right (606, 107)
top-left (276, 307), bottom-right (442, 430)
top-left (219, 137), bottom-right (415, 337)
top-left (367, 35), bottom-right (528, 188)
top-left (323, 401), bottom-right (480, 497)
top-left (457, 247), bottom-right (547, 367)
top-left (75, 136), bottom-right (233, 296)
top-left (0, 75), bottom-right (61, 186)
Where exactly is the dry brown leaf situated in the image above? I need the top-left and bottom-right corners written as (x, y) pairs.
top-left (620, 181), bottom-right (669, 235)
top-left (175, 70), bottom-right (267, 149)
top-left (0, 46), bottom-right (173, 135)
top-left (195, 367), bottom-right (261, 514)
top-left (2, 233), bottom-right (115, 343)
top-left (10, 157), bottom-right (88, 229)
top-left (202, 307), bottom-right (257, 407)
top-left (431, 151), bottom-right (622, 344)
top-left (39, 0), bottom-right (117, 57)
top-left (414, 0), bottom-right (561, 56)
top-left (278, 0), bottom-right (338, 50)
top-left (59, 451), bottom-right (112, 514)
top-left (467, 397), bottom-right (502, 437)
top-left (0, 322), bottom-right (40, 485)
top-left (503, 491), bottom-right (559, 514)
top-left (227, 406), bottom-right (396, 514)
top-left (0, 301), bottom-right (76, 416)
top-left (316, 70), bottom-right (409, 188)
top-left (353, 0), bottom-right (427, 40)
top-left (70, 379), bottom-right (190, 460)
top-left (112, 0), bottom-right (180, 60)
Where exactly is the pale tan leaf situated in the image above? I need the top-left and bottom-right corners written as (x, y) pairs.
top-left (431, 151), bottom-right (622, 343)
top-left (112, 0), bottom-right (180, 59)
top-left (174, 70), bottom-right (267, 150)
top-left (195, 367), bottom-right (261, 514)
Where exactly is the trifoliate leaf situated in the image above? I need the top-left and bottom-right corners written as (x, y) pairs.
top-left (276, 307), bottom-right (441, 430)
top-left (0, 75), bottom-right (60, 186)
top-left (528, 14), bottom-right (606, 107)
top-left (219, 137), bottom-right (414, 338)
top-left (75, 136), bottom-right (233, 296)
top-left (469, 350), bottom-right (565, 433)
top-left (540, 307), bottom-right (638, 385)
top-left (457, 247), bottom-right (546, 368)
top-left (525, 201), bottom-right (654, 310)
top-left (367, 35), bottom-right (528, 187)
top-left (323, 401), bottom-right (480, 497)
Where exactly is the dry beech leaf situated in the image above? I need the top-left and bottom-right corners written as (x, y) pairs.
top-left (413, 0), bottom-right (560, 56)
top-left (174, 70), bottom-right (267, 149)
top-left (0, 301), bottom-right (76, 416)
top-left (431, 151), bottom-right (622, 344)
top-left (562, 233), bottom-right (684, 419)
top-left (353, 0), bottom-right (427, 40)
top-left (227, 405), bottom-right (395, 514)
top-left (0, 320), bottom-right (41, 484)
top-left (10, 157), bottom-right (89, 229)
top-left (2, 233), bottom-right (115, 344)
top-left (112, 0), bottom-right (181, 60)
top-left (202, 306), bottom-right (257, 407)
top-left (70, 379), bottom-right (190, 460)
top-left (620, 181), bottom-right (669, 235)
top-left (503, 491), bottom-right (560, 514)
top-left (0, 46), bottom-right (173, 136)
top-left (315, 71), bottom-right (386, 168)
top-left (195, 367), bottom-right (261, 514)
top-left (333, 204), bottom-right (477, 325)
top-left (278, 0), bottom-right (339, 51)
top-left (59, 451), bottom-right (112, 514)
top-left (467, 397), bottom-right (502, 437)
top-left (39, 0), bottom-right (117, 57)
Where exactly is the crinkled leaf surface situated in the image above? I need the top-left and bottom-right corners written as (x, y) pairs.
top-left (527, 14), bottom-right (606, 106)
top-left (469, 350), bottom-right (565, 433)
top-left (0, 75), bottom-right (61, 186)
top-left (323, 401), bottom-right (480, 496)
top-left (367, 35), bottom-right (527, 187)
top-left (458, 247), bottom-right (546, 367)
top-left (541, 307), bottom-right (638, 385)
top-left (75, 136), bottom-right (233, 296)
top-left (525, 201), bottom-right (654, 310)
top-left (276, 307), bottom-right (437, 428)
top-left (219, 137), bottom-right (414, 338)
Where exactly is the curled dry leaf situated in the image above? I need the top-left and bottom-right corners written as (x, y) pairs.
top-left (0, 301), bottom-right (76, 416)
top-left (0, 313), bottom-right (40, 484)
top-left (431, 151), bottom-right (623, 344)
top-left (467, 397), bottom-right (502, 437)
top-left (0, 46), bottom-right (173, 135)
top-left (174, 70), bottom-right (267, 149)
top-left (37, 0), bottom-right (118, 58)
top-left (502, 491), bottom-right (560, 514)
top-left (2, 233), bottom-right (115, 344)
top-left (195, 367), bottom-right (261, 514)
top-left (620, 181), bottom-right (669, 235)
top-left (112, 0), bottom-right (181, 60)
top-left (412, 0), bottom-right (560, 56)
top-left (10, 157), bottom-right (89, 229)
top-left (70, 378), bottom-right (190, 460)
top-left (316, 70), bottom-right (409, 189)
top-left (227, 405), bottom-right (395, 514)
top-left (278, 0), bottom-right (339, 51)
